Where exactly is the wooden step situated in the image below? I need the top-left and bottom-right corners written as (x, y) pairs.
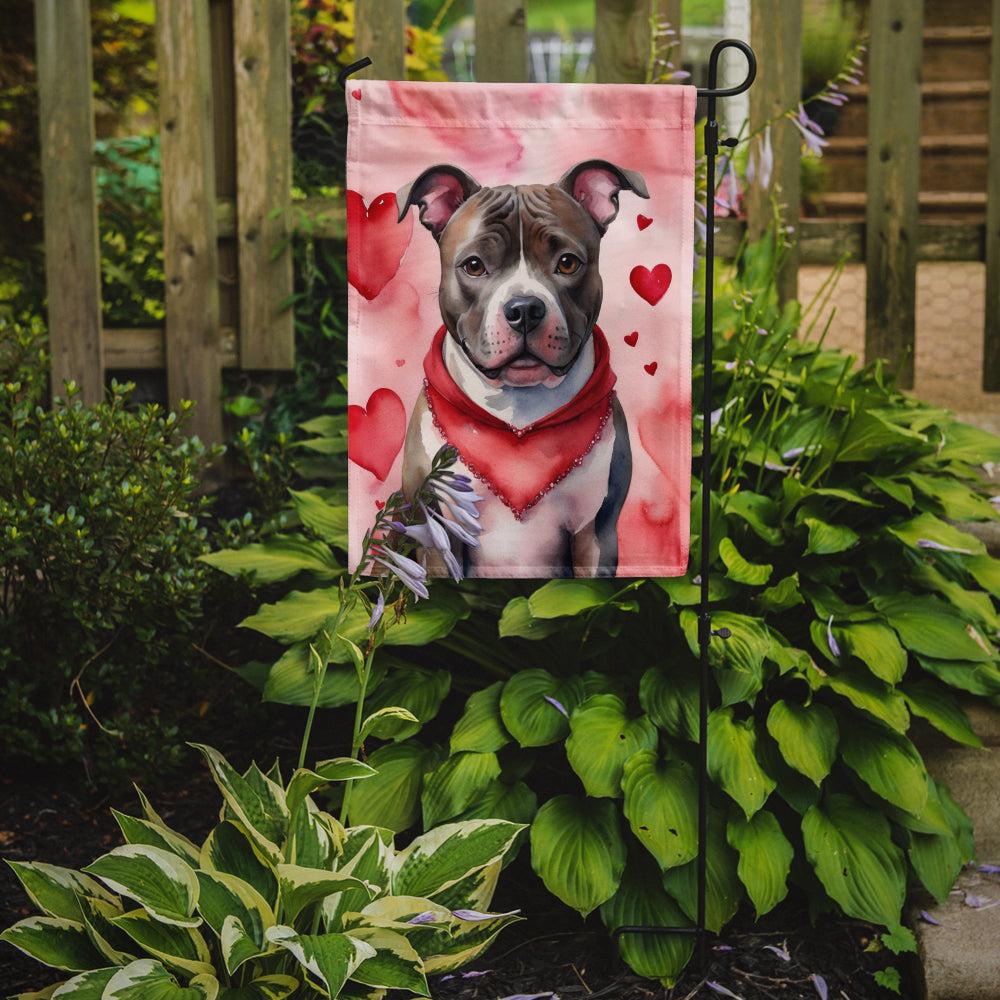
top-left (813, 190), bottom-right (987, 222)
top-left (922, 25), bottom-right (993, 83)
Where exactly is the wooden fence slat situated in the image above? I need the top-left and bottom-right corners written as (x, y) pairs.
top-left (355, 0), bottom-right (407, 81)
top-left (594, 0), bottom-right (657, 84)
top-left (34, 0), bottom-right (103, 405)
top-left (864, 0), bottom-right (923, 390)
top-left (746, 0), bottom-right (801, 305)
top-left (474, 0), bottom-right (527, 83)
top-left (157, 0), bottom-right (223, 445)
top-left (233, 0), bottom-right (294, 370)
top-left (983, 0), bottom-right (1000, 389)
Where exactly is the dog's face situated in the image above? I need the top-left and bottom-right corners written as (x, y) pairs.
top-left (399, 161), bottom-right (648, 389)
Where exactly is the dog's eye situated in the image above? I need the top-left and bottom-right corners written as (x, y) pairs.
top-left (556, 254), bottom-right (581, 275)
top-left (461, 257), bottom-right (487, 277)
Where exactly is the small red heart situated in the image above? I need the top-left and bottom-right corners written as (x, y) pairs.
top-left (348, 388), bottom-right (406, 482)
top-left (375, 499), bottom-right (386, 510)
top-left (630, 263), bottom-right (672, 306)
top-left (644, 361), bottom-right (658, 376)
top-left (395, 358), bottom-right (406, 367)
top-left (624, 331), bottom-right (639, 347)
top-left (637, 215), bottom-right (653, 231)
top-left (351, 89), bottom-right (362, 100)
top-left (347, 191), bottom-right (414, 300)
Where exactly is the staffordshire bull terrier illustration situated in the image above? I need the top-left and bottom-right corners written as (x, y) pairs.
top-left (397, 159), bottom-right (649, 578)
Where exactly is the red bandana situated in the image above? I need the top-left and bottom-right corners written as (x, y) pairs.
top-left (422, 326), bottom-right (617, 519)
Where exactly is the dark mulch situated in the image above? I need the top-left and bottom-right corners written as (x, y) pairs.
top-left (1, 748), bottom-right (915, 1000)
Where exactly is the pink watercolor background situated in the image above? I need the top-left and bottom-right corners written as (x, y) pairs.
top-left (346, 80), bottom-right (696, 577)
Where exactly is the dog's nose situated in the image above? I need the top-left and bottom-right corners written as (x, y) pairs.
top-left (503, 296), bottom-right (546, 335)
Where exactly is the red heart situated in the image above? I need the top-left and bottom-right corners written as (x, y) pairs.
top-left (351, 89), bottom-right (362, 100)
top-left (347, 191), bottom-right (413, 300)
top-left (375, 499), bottom-right (386, 510)
top-left (644, 361), bottom-right (658, 376)
top-left (630, 263), bottom-right (672, 306)
top-left (624, 331), bottom-right (639, 347)
top-left (348, 388), bottom-right (406, 482)
top-left (395, 358), bottom-right (406, 367)
top-left (637, 215), bottom-right (653, 231)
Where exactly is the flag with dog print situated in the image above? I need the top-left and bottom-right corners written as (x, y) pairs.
top-left (346, 80), bottom-right (695, 579)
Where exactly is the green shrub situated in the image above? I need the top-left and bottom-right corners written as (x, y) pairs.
top-left (0, 316), bottom-right (220, 783)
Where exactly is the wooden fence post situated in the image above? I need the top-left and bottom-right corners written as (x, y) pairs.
top-left (594, 0), bottom-right (671, 84)
top-left (233, 0), bottom-right (294, 370)
top-left (474, 0), bottom-right (527, 83)
top-left (746, 0), bottom-right (801, 304)
top-left (157, 0), bottom-right (223, 445)
top-left (34, 0), bottom-right (104, 405)
top-left (864, 0), bottom-right (923, 389)
top-left (983, 0), bottom-right (1000, 390)
top-left (355, 0), bottom-right (407, 80)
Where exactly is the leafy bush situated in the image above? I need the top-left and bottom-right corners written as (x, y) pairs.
top-left (0, 317), bottom-right (220, 783)
top-left (207, 234), bottom-right (1000, 985)
top-left (1, 743), bottom-right (524, 998)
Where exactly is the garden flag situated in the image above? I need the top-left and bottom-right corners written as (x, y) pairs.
top-left (347, 80), bottom-right (696, 578)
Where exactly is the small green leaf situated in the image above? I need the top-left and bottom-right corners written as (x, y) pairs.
top-left (718, 537), bottom-right (772, 585)
top-left (875, 594), bottom-right (994, 662)
top-left (526, 579), bottom-right (617, 618)
top-left (901, 680), bottom-right (982, 748)
top-left (498, 596), bottom-right (565, 639)
top-left (765, 700), bottom-right (838, 786)
top-left (346, 740), bottom-right (441, 832)
top-left (421, 751), bottom-right (502, 828)
top-left (839, 718), bottom-right (929, 817)
top-left (499, 670), bottom-right (584, 747)
top-left (707, 707), bottom-right (776, 818)
top-left (288, 489), bottom-right (349, 547)
top-left (200, 535), bottom-right (340, 584)
top-left (639, 664), bottom-right (699, 742)
top-left (450, 682), bottom-right (511, 754)
top-left (727, 811), bottom-right (793, 917)
top-left (803, 517), bottom-right (859, 555)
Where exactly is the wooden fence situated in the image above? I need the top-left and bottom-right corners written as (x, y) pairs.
top-left (33, 0), bottom-right (1000, 445)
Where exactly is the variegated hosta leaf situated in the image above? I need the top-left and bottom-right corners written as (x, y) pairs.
top-left (0, 916), bottom-right (107, 972)
top-left (420, 752), bottom-right (502, 829)
top-left (277, 865), bottom-right (375, 925)
top-left (214, 974), bottom-right (299, 1000)
top-left (599, 853), bottom-right (694, 987)
top-left (110, 908), bottom-right (214, 978)
top-left (77, 894), bottom-right (136, 966)
top-left (423, 859), bottom-right (501, 916)
top-left (565, 695), bottom-right (658, 799)
top-left (288, 802), bottom-right (344, 870)
top-left (421, 907), bottom-right (522, 975)
top-left (4, 861), bottom-right (118, 922)
top-left (46, 966), bottom-right (118, 997)
top-left (285, 760), bottom-right (375, 823)
top-left (450, 681), bottom-right (511, 754)
top-left (838, 718), bottom-right (929, 817)
top-left (323, 829), bottom-right (393, 931)
top-left (112, 811), bottom-right (201, 868)
top-left (706, 707), bottom-right (776, 819)
top-left (727, 810), bottom-right (793, 917)
top-left (765, 700), bottom-right (838, 786)
top-left (102, 958), bottom-right (218, 999)
top-left (200, 822), bottom-right (278, 910)
top-left (621, 751), bottom-right (699, 871)
top-left (529, 795), bottom-right (626, 917)
top-left (391, 820), bottom-right (524, 901)
top-left (195, 871), bottom-right (274, 974)
top-left (83, 846), bottom-right (200, 928)
top-left (802, 793), bottom-right (906, 926)
top-left (345, 926), bottom-right (429, 995)
top-left (265, 926), bottom-right (375, 998)
top-left (499, 669), bottom-right (585, 747)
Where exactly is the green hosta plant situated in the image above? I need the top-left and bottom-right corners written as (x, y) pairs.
top-left (1, 743), bottom-right (523, 999)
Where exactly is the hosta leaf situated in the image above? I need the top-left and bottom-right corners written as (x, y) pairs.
top-left (76, 895), bottom-right (135, 966)
top-left (874, 594), bottom-right (995, 662)
top-left (288, 488), bottom-right (349, 547)
top-left (261, 643), bottom-right (387, 709)
top-left (322, 829), bottom-right (393, 931)
top-left (909, 829), bottom-right (965, 905)
top-left (765, 700), bottom-right (838, 786)
top-left (885, 512), bottom-right (985, 557)
top-left (346, 926), bottom-right (428, 994)
top-left (724, 490), bottom-right (784, 545)
top-left (838, 718), bottom-right (928, 816)
top-left (111, 909), bottom-right (214, 978)
top-left (83, 846), bottom-right (200, 928)
top-left (566, 695), bottom-right (658, 798)
top-left (450, 682), bottom-right (511, 754)
top-left (200, 535), bottom-right (339, 584)
top-left (905, 472), bottom-right (998, 522)
top-left (808, 660), bottom-right (910, 732)
top-left (421, 751), bottom-right (502, 828)
top-left (362, 667), bottom-right (451, 740)
top-left (112, 812), bottom-right (201, 868)
top-left (835, 410), bottom-right (927, 463)
top-left (834, 621), bottom-right (907, 684)
top-left (277, 865), bottom-right (374, 925)
top-left (802, 793), bottom-right (906, 926)
top-left (360, 706), bottom-right (421, 742)
top-left (727, 811), bottom-right (793, 917)
top-left (901, 680), bottom-right (982, 748)
top-left (639, 664), bottom-right (699, 743)
top-left (499, 670), bottom-right (585, 747)
top-left (393, 820), bottom-right (524, 901)
top-left (347, 740), bottom-right (442, 832)
top-left (755, 573), bottom-right (804, 614)
top-left (803, 517), bottom-right (859, 556)
top-left (498, 596), bottom-right (565, 639)
top-left (103, 959), bottom-right (218, 999)
top-left (453, 779), bottom-right (538, 827)
top-left (935, 421), bottom-right (1000, 464)
top-left (5, 862), bottom-right (118, 923)
top-left (621, 751), bottom-right (699, 870)
top-left (707, 708), bottom-right (776, 818)
top-left (200, 822), bottom-right (278, 909)
top-left (916, 655), bottom-right (1000, 697)
top-left (423, 907), bottom-right (522, 974)
top-left (195, 871), bottom-right (273, 973)
top-left (530, 795), bottom-right (626, 917)
top-left (599, 853), bottom-right (694, 987)
top-left (966, 553), bottom-right (1000, 597)
top-left (661, 810), bottom-right (741, 933)
top-left (910, 562), bottom-right (1000, 633)
top-left (285, 759), bottom-right (376, 822)
top-left (718, 537), bottom-right (772, 585)
top-left (265, 926), bottom-right (375, 997)
top-left (680, 610), bottom-right (770, 706)
top-left (46, 967), bottom-right (117, 998)
top-left (526, 579), bottom-right (617, 618)
top-left (215, 975), bottom-right (299, 1000)
top-left (0, 916), bottom-right (106, 971)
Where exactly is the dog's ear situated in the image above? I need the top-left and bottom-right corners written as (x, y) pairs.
top-left (397, 165), bottom-right (481, 240)
top-left (556, 160), bottom-right (650, 234)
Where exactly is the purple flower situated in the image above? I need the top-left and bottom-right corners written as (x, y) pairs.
top-left (747, 124), bottom-right (774, 191)
top-left (394, 502), bottom-right (464, 582)
top-left (451, 908), bottom-right (520, 921)
top-left (370, 544), bottom-right (429, 600)
top-left (407, 911), bottom-right (438, 925)
top-left (791, 104), bottom-right (829, 156)
top-left (763, 944), bottom-right (790, 961)
top-left (706, 983), bottom-right (742, 999)
top-left (544, 695), bottom-right (569, 718)
top-left (827, 616), bottom-right (841, 658)
top-left (367, 590), bottom-right (385, 631)
top-left (812, 974), bottom-right (828, 1000)
top-left (917, 538), bottom-right (973, 554)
